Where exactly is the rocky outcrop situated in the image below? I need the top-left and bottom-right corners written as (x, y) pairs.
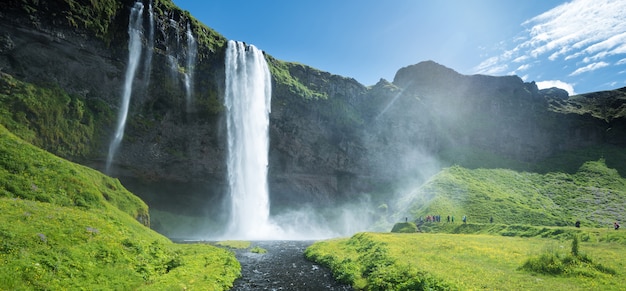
top-left (1, 1), bottom-right (626, 235)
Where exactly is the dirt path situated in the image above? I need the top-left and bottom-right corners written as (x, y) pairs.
top-left (230, 240), bottom-right (353, 291)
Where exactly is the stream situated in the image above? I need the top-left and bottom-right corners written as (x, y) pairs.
top-left (229, 240), bottom-right (353, 291)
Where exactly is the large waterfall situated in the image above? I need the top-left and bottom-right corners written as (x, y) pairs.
top-left (106, 2), bottom-right (144, 173)
top-left (224, 40), bottom-right (280, 239)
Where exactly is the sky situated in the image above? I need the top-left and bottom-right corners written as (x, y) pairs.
top-left (172, 0), bottom-right (626, 95)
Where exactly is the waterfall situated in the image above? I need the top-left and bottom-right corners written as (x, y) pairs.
top-left (166, 19), bottom-right (180, 79)
top-left (184, 22), bottom-right (197, 112)
top-left (106, 2), bottom-right (144, 173)
top-left (142, 1), bottom-right (154, 87)
top-left (224, 40), bottom-right (280, 239)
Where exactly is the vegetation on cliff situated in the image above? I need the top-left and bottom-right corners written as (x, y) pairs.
top-left (0, 72), bottom-right (111, 159)
top-left (267, 57), bottom-right (329, 101)
top-left (0, 125), bottom-right (240, 290)
top-left (11, 0), bottom-right (226, 51)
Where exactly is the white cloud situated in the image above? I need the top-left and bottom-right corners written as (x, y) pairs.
top-left (475, 0), bottom-right (626, 82)
top-left (474, 56), bottom-right (508, 75)
top-left (617, 58), bottom-right (626, 65)
top-left (513, 55), bottom-right (529, 63)
top-left (536, 80), bottom-right (576, 95)
top-left (569, 62), bottom-right (609, 76)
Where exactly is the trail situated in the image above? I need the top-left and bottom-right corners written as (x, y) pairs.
top-left (230, 241), bottom-right (352, 290)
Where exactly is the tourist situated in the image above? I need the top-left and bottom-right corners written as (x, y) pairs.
top-left (615, 221), bottom-right (620, 230)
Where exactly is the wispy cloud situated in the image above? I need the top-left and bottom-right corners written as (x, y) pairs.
top-left (474, 0), bottom-right (626, 79)
top-left (569, 62), bottom-right (609, 76)
top-left (516, 64), bottom-right (531, 72)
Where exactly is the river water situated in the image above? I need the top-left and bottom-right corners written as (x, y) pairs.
top-left (229, 240), bottom-right (353, 291)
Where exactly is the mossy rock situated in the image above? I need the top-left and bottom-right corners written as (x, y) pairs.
top-left (391, 222), bottom-right (418, 233)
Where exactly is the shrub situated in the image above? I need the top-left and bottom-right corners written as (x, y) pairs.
top-left (519, 236), bottom-right (616, 277)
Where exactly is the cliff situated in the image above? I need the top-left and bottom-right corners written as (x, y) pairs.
top-left (1, 0), bottom-right (625, 236)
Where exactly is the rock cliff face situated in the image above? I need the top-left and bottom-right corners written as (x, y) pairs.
top-left (1, 0), bottom-right (625, 236)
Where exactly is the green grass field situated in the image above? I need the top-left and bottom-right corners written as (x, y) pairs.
top-left (306, 231), bottom-right (626, 290)
top-left (0, 124), bottom-right (240, 290)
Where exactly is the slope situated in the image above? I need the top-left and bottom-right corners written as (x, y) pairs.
top-left (398, 160), bottom-right (626, 227)
top-left (0, 124), bottom-right (240, 290)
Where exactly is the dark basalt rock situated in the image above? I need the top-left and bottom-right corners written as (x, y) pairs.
top-left (1, 1), bottom-right (625, 236)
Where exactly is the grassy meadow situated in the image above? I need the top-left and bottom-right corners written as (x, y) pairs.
top-left (0, 124), bottom-right (240, 290)
top-left (306, 230), bottom-right (626, 290)
top-left (307, 157), bottom-right (626, 290)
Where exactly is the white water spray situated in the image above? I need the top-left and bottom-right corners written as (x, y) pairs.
top-left (224, 40), bottom-right (280, 239)
top-left (184, 22), bottom-right (197, 112)
top-left (106, 2), bottom-right (144, 173)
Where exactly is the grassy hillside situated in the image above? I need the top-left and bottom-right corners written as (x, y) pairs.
top-left (0, 124), bottom-right (240, 290)
top-left (398, 160), bottom-right (626, 227)
top-left (306, 232), bottom-right (626, 290)
top-left (315, 160), bottom-right (626, 289)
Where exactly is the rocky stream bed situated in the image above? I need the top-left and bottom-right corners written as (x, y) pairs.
top-left (228, 240), bottom-right (353, 290)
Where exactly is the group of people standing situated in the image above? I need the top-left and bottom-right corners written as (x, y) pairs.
top-left (416, 215), bottom-right (469, 224)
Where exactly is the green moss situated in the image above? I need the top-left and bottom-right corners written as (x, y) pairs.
top-left (0, 73), bottom-right (111, 159)
top-left (267, 57), bottom-right (328, 100)
top-left (216, 241), bottom-right (251, 249)
top-left (250, 246), bottom-right (267, 254)
top-left (63, 0), bottom-right (121, 38)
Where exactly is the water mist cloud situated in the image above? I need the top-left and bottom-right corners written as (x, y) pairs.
top-left (536, 80), bottom-right (576, 95)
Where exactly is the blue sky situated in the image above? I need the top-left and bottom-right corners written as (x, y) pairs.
top-left (172, 0), bottom-right (626, 95)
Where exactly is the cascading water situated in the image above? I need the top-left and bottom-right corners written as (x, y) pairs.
top-left (224, 40), bottom-right (281, 239)
top-left (106, 2), bottom-right (144, 173)
top-left (142, 1), bottom-right (154, 88)
top-left (184, 22), bottom-right (197, 112)
top-left (166, 19), bottom-right (180, 79)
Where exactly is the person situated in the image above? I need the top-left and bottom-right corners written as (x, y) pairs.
top-left (575, 220), bottom-right (580, 228)
top-left (490, 216), bottom-right (493, 224)
top-left (462, 215), bottom-right (467, 224)
top-left (615, 221), bottom-right (620, 230)
top-left (447, 215), bottom-right (450, 223)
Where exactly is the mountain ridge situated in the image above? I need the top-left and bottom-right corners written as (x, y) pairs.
top-left (1, 0), bottom-right (625, 237)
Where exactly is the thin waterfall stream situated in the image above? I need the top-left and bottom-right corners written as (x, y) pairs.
top-left (184, 22), bottom-right (197, 112)
top-left (106, 2), bottom-right (144, 173)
